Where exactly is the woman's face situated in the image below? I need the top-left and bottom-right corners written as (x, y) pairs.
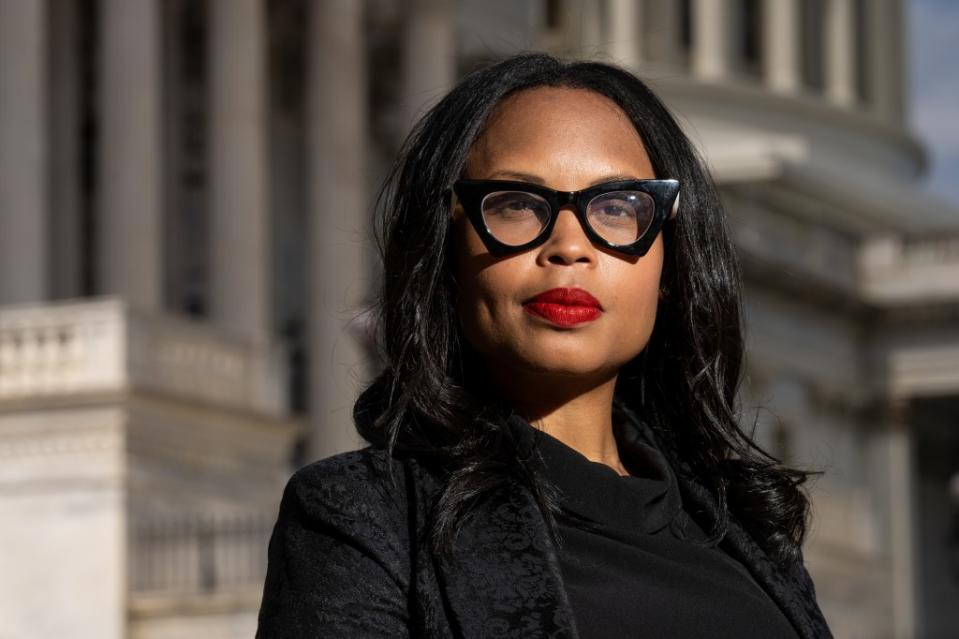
top-left (451, 86), bottom-right (664, 386)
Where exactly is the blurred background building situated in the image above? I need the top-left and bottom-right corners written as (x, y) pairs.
top-left (1, 0), bottom-right (957, 637)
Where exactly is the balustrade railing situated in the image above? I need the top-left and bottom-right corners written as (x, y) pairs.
top-left (130, 513), bottom-right (274, 595)
top-left (0, 298), bottom-right (287, 415)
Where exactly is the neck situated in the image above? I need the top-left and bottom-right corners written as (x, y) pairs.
top-left (485, 366), bottom-right (629, 476)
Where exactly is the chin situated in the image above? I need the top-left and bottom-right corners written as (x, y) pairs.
top-left (512, 350), bottom-right (621, 380)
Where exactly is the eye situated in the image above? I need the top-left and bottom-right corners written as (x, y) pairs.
top-left (586, 191), bottom-right (656, 243)
top-left (482, 192), bottom-right (550, 222)
top-left (596, 202), bottom-right (636, 218)
top-left (589, 193), bottom-right (643, 226)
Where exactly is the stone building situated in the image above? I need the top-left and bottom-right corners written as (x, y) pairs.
top-left (0, 1), bottom-right (957, 638)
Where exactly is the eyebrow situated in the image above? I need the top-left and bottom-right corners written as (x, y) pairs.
top-left (484, 170), bottom-right (646, 187)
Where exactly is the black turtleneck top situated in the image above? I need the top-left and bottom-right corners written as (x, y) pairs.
top-left (520, 415), bottom-right (801, 639)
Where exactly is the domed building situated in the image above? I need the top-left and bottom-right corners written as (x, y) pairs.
top-left (1, 1), bottom-right (957, 637)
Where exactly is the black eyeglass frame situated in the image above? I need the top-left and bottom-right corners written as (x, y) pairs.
top-left (451, 178), bottom-right (680, 257)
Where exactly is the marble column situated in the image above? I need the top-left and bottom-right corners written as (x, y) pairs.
top-left (575, 0), bottom-right (604, 57)
top-left (692, 0), bottom-right (736, 80)
top-left (208, 0), bottom-right (269, 340)
top-left (763, 0), bottom-right (801, 93)
top-left (644, 0), bottom-right (682, 68)
top-left (0, 0), bottom-right (48, 304)
top-left (400, 0), bottom-right (454, 135)
top-left (49, 0), bottom-right (82, 300)
top-left (824, 0), bottom-right (856, 106)
top-left (607, 0), bottom-right (643, 70)
top-left (867, 400), bottom-right (918, 638)
top-left (549, 0), bottom-right (604, 58)
top-left (307, 0), bottom-right (370, 459)
top-left (98, 0), bottom-right (163, 310)
top-left (866, 0), bottom-right (905, 122)
top-left (885, 402), bottom-right (918, 638)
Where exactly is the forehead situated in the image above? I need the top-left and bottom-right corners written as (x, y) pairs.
top-left (465, 86), bottom-right (653, 181)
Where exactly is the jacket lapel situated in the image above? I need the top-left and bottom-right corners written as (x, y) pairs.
top-left (677, 476), bottom-right (833, 639)
top-left (429, 404), bottom-right (832, 639)
top-left (434, 480), bottom-right (580, 639)
top-left (617, 405), bottom-right (833, 639)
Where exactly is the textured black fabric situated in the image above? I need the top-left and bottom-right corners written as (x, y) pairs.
top-left (256, 406), bottom-right (833, 638)
top-left (524, 417), bottom-right (800, 638)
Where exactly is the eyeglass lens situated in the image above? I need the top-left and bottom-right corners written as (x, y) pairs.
top-left (480, 190), bottom-right (656, 247)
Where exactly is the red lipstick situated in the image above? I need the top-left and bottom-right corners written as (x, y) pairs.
top-left (523, 288), bottom-right (603, 327)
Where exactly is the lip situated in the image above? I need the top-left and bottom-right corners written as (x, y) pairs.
top-left (522, 287), bottom-right (604, 327)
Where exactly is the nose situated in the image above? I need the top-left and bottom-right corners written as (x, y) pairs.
top-left (537, 206), bottom-right (596, 266)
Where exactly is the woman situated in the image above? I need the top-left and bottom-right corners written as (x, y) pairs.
top-left (257, 53), bottom-right (832, 638)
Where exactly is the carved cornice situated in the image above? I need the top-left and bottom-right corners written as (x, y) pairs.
top-left (0, 428), bottom-right (119, 460)
top-left (0, 418), bottom-right (123, 489)
top-left (861, 234), bottom-right (959, 310)
top-left (654, 72), bottom-right (925, 175)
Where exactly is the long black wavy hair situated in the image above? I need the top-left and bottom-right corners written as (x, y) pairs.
top-left (354, 53), bottom-right (813, 568)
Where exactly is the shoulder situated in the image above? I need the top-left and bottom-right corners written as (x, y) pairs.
top-left (268, 447), bottom-right (425, 598)
top-left (279, 446), bottom-right (448, 536)
top-left (282, 447), bottom-right (410, 526)
top-left (259, 448), bottom-right (426, 635)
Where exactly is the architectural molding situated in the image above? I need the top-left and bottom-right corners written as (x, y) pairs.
top-left (0, 426), bottom-right (118, 461)
top-left (0, 298), bottom-right (289, 417)
top-left (652, 71), bottom-right (927, 175)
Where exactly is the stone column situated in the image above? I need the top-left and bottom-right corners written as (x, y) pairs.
top-left (867, 400), bottom-right (918, 638)
top-left (763, 0), bottom-right (801, 93)
top-left (98, 0), bottom-right (163, 310)
top-left (400, 0), bottom-right (454, 135)
top-left (0, 0), bottom-right (48, 305)
top-left (576, 0), bottom-right (604, 57)
top-left (885, 402), bottom-right (918, 638)
top-left (607, 0), bottom-right (643, 70)
top-left (49, 0), bottom-right (82, 300)
top-left (549, 0), bottom-right (604, 58)
top-left (307, 0), bottom-right (370, 459)
top-left (644, 0), bottom-right (682, 68)
top-left (692, 0), bottom-right (736, 80)
top-left (208, 0), bottom-right (270, 340)
top-left (824, 0), bottom-right (856, 106)
top-left (866, 0), bottom-right (905, 122)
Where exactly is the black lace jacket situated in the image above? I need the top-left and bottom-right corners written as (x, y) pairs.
top-left (256, 414), bottom-right (833, 638)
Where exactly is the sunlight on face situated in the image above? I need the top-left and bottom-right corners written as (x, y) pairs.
top-left (451, 87), bottom-right (664, 385)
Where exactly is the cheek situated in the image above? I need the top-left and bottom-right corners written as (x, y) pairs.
top-left (456, 264), bottom-right (521, 346)
top-left (609, 242), bottom-right (664, 348)
top-left (451, 223), bottom-right (517, 350)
